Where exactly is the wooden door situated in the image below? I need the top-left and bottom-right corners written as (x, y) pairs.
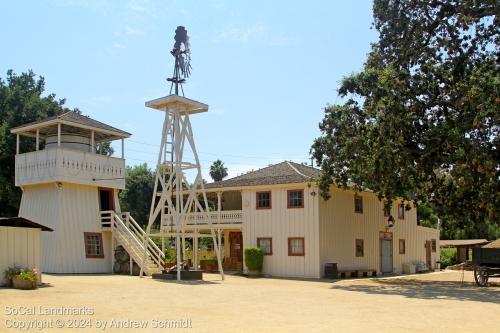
top-left (229, 232), bottom-right (243, 262)
top-left (380, 239), bottom-right (393, 273)
top-left (98, 188), bottom-right (114, 212)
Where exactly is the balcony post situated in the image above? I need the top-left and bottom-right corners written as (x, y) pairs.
top-left (36, 129), bottom-right (39, 151)
top-left (57, 123), bottom-right (61, 147)
top-left (91, 130), bottom-right (95, 152)
top-left (16, 134), bottom-right (19, 154)
top-left (217, 191), bottom-right (222, 224)
top-left (121, 138), bottom-right (124, 158)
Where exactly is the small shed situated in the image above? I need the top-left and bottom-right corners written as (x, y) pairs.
top-left (0, 217), bottom-right (53, 286)
top-left (440, 239), bottom-right (490, 262)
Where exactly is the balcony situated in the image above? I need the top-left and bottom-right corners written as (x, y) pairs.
top-left (160, 210), bottom-right (243, 231)
top-left (15, 148), bottom-right (126, 189)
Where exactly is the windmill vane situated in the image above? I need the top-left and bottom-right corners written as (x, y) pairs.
top-left (167, 26), bottom-right (192, 96)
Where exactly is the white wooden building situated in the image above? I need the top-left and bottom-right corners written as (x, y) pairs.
top-left (0, 217), bottom-right (53, 285)
top-left (201, 161), bottom-right (440, 278)
top-left (11, 113), bottom-right (164, 275)
top-left (11, 112), bottom-right (439, 279)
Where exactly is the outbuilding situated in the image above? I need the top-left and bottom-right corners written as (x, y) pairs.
top-left (0, 217), bottom-right (53, 286)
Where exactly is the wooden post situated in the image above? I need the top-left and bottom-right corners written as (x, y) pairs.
top-left (57, 123), bottom-right (61, 147)
top-left (111, 236), bottom-right (115, 274)
top-left (217, 191), bottom-right (222, 224)
top-left (182, 233), bottom-right (186, 265)
top-left (16, 134), bottom-right (19, 155)
top-left (121, 138), bottom-right (124, 158)
top-left (217, 229), bottom-right (222, 256)
top-left (91, 130), bottom-right (95, 152)
top-left (36, 129), bottom-right (39, 151)
top-left (130, 254), bottom-right (133, 276)
top-left (193, 233), bottom-right (198, 270)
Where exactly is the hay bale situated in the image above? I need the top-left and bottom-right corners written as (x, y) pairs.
top-left (114, 245), bottom-right (130, 263)
top-left (120, 262), bottom-right (130, 274)
top-left (132, 263), bottom-right (141, 276)
top-left (113, 262), bottom-right (122, 273)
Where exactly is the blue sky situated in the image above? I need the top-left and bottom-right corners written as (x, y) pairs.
top-left (0, 0), bottom-right (377, 179)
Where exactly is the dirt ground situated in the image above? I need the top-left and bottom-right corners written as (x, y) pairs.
top-left (1, 270), bottom-right (498, 333)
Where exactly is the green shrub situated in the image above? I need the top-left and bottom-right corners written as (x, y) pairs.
top-left (164, 247), bottom-right (177, 263)
top-left (440, 248), bottom-right (458, 268)
top-left (4, 266), bottom-right (21, 286)
top-left (244, 247), bottom-right (264, 272)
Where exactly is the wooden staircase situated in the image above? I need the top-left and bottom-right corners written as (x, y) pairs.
top-left (101, 211), bottom-right (164, 276)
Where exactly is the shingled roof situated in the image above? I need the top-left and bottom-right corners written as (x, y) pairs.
top-left (11, 111), bottom-right (130, 141)
top-left (12, 111), bottom-right (131, 135)
top-left (206, 161), bottom-right (321, 189)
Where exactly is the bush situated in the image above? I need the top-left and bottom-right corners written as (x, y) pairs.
top-left (440, 248), bottom-right (458, 268)
top-left (164, 247), bottom-right (177, 263)
top-left (244, 247), bottom-right (264, 272)
top-left (4, 266), bottom-right (21, 286)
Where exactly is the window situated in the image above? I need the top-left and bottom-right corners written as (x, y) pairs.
top-left (256, 191), bottom-right (272, 209)
top-left (287, 189), bottom-right (304, 208)
top-left (355, 239), bottom-right (364, 257)
top-left (354, 195), bottom-right (363, 213)
top-left (288, 238), bottom-right (305, 256)
top-left (431, 239), bottom-right (436, 252)
top-left (399, 239), bottom-right (406, 254)
top-left (398, 204), bottom-right (405, 219)
top-left (84, 232), bottom-right (104, 258)
top-left (257, 238), bottom-right (273, 255)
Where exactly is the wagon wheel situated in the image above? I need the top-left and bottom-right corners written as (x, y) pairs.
top-left (474, 267), bottom-right (489, 287)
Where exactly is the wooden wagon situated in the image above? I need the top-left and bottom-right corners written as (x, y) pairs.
top-left (472, 247), bottom-right (500, 287)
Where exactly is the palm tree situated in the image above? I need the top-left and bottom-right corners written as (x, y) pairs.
top-left (209, 160), bottom-right (228, 182)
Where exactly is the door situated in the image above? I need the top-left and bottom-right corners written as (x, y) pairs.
top-left (98, 188), bottom-right (114, 212)
top-left (425, 240), bottom-right (432, 270)
top-left (229, 232), bottom-right (243, 262)
top-left (380, 239), bottom-right (393, 273)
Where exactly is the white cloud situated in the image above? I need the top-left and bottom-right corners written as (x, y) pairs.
top-left (125, 26), bottom-right (143, 36)
top-left (213, 23), bottom-right (266, 43)
top-left (83, 95), bottom-right (114, 107)
top-left (113, 43), bottom-right (126, 49)
top-left (128, 0), bottom-right (155, 17)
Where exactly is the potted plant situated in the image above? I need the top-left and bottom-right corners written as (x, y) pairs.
top-left (12, 268), bottom-right (38, 290)
top-left (244, 247), bottom-right (264, 277)
top-left (3, 266), bottom-right (21, 287)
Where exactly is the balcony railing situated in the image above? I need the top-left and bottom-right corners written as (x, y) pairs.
top-left (15, 148), bottom-right (125, 189)
top-left (161, 210), bottom-right (243, 229)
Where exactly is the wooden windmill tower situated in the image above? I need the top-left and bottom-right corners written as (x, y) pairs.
top-left (141, 26), bottom-right (224, 280)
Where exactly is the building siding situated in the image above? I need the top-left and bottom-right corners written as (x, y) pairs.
top-left (19, 182), bottom-right (112, 273)
top-left (0, 226), bottom-right (42, 285)
top-left (242, 185), bottom-right (321, 278)
top-left (318, 188), bottom-right (440, 275)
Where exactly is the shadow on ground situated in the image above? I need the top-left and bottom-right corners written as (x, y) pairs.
top-left (330, 278), bottom-right (500, 304)
top-left (152, 279), bottom-right (220, 285)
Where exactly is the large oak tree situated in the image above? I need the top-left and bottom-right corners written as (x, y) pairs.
top-left (312, 0), bottom-right (499, 227)
top-left (0, 70), bottom-right (114, 217)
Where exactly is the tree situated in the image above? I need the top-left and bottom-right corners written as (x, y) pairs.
top-left (209, 159), bottom-right (228, 182)
top-left (119, 164), bottom-right (154, 226)
top-left (95, 142), bottom-right (114, 156)
top-left (0, 70), bottom-right (73, 216)
top-left (311, 1), bottom-right (499, 228)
